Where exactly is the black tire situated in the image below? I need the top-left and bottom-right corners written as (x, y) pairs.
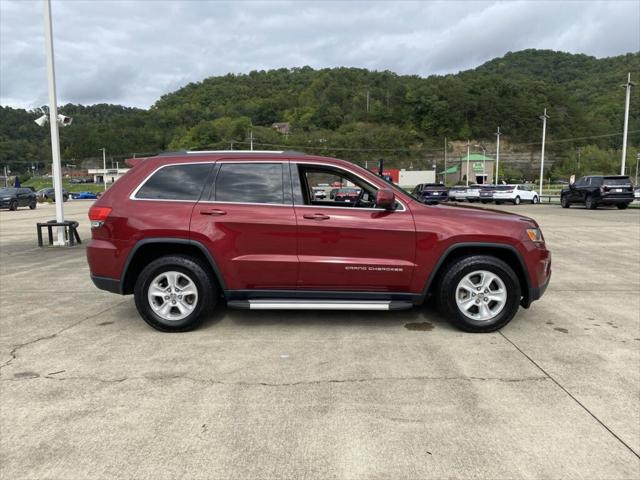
top-left (532, 196), bottom-right (539, 204)
top-left (9, 200), bottom-right (17, 211)
top-left (29, 200), bottom-right (37, 210)
top-left (560, 195), bottom-right (570, 208)
top-left (495, 201), bottom-right (503, 205)
top-left (617, 203), bottom-right (630, 210)
top-left (585, 194), bottom-right (597, 210)
top-left (436, 255), bottom-right (522, 333)
top-left (481, 200), bottom-right (490, 204)
top-left (134, 255), bottom-right (217, 332)
top-left (513, 196), bottom-right (521, 205)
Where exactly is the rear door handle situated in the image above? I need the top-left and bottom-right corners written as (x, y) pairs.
top-left (200, 208), bottom-right (227, 216)
top-left (303, 213), bottom-right (330, 220)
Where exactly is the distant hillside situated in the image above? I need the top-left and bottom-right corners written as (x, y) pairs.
top-left (1, 49), bottom-right (638, 178)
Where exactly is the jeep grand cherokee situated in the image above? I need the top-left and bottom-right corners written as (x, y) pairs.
top-left (87, 151), bottom-right (551, 333)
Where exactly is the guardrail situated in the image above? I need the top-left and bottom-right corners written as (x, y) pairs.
top-left (539, 195), bottom-right (561, 203)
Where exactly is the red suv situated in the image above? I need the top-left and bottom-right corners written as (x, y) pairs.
top-left (87, 151), bottom-right (551, 332)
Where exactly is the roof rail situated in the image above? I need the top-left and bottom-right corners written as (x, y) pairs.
top-left (153, 149), bottom-right (307, 157)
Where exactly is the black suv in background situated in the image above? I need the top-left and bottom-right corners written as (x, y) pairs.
top-left (561, 175), bottom-right (634, 209)
top-left (36, 187), bottom-right (69, 202)
top-left (412, 183), bottom-right (449, 203)
top-left (0, 187), bottom-right (37, 210)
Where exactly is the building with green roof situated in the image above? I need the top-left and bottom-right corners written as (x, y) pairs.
top-left (439, 153), bottom-right (494, 185)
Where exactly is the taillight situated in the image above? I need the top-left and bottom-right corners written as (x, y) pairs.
top-left (88, 206), bottom-right (111, 227)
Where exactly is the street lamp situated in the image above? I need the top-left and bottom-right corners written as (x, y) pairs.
top-left (99, 148), bottom-right (107, 191)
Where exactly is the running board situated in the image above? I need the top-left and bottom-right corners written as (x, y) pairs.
top-left (227, 299), bottom-right (413, 311)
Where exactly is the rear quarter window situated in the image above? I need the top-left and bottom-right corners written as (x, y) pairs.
top-left (135, 163), bottom-right (212, 201)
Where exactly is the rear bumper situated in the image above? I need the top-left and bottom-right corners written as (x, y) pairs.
top-left (599, 196), bottom-right (633, 204)
top-left (91, 274), bottom-right (122, 294)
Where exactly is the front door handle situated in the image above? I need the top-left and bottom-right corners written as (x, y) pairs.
top-left (200, 208), bottom-right (227, 216)
top-left (303, 213), bottom-right (330, 220)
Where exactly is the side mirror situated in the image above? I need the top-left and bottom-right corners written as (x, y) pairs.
top-left (376, 188), bottom-right (395, 210)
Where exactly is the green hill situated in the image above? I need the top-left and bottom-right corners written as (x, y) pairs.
top-left (1, 49), bottom-right (638, 177)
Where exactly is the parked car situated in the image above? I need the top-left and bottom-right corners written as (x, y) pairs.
top-left (37, 187), bottom-right (69, 202)
top-left (493, 184), bottom-right (539, 205)
top-left (561, 175), bottom-right (634, 209)
top-left (329, 188), bottom-right (340, 199)
top-left (312, 187), bottom-right (327, 200)
top-left (465, 184), bottom-right (482, 202)
top-left (412, 183), bottom-right (448, 203)
top-left (0, 187), bottom-right (37, 210)
top-left (87, 150), bottom-right (551, 333)
top-left (333, 187), bottom-right (361, 203)
top-left (634, 186), bottom-right (640, 202)
top-left (448, 186), bottom-right (467, 201)
top-left (479, 185), bottom-right (495, 204)
top-left (71, 191), bottom-right (98, 200)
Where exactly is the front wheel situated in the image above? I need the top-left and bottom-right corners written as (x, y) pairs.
top-left (585, 195), bottom-right (597, 210)
top-left (617, 203), bottom-right (630, 210)
top-left (436, 255), bottom-right (521, 332)
top-left (532, 196), bottom-right (539, 204)
top-left (514, 196), bottom-right (521, 205)
top-left (134, 255), bottom-right (217, 332)
top-left (561, 195), bottom-right (570, 208)
top-left (9, 200), bottom-right (17, 211)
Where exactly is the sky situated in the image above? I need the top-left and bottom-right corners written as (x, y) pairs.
top-left (1, 0), bottom-right (639, 109)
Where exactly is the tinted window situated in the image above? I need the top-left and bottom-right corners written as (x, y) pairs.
top-left (603, 177), bottom-right (631, 186)
top-left (215, 163), bottom-right (284, 204)
top-left (136, 163), bottom-right (211, 200)
top-left (0, 188), bottom-right (17, 195)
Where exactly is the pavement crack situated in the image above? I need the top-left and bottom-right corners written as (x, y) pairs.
top-left (0, 300), bottom-right (129, 372)
top-left (2, 373), bottom-right (549, 386)
top-left (498, 331), bottom-right (640, 460)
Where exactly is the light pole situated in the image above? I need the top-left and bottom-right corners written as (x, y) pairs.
top-left (43, 0), bottom-right (65, 245)
top-left (495, 127), bottom-right (501, 185)
top-left (635, 152), bottom-right (639, 185)
top-left (465, 139), bottom-right (470, 187)
top-left (620, 73), bottom-right (634, 175)
top-left (474, 144), bottom-right (486, 184)
top-left (99, 148), bottom-right (107, 191)
top-left (539, 108), bottom-right (549, 197)
top-left (443, 137), bottom-right (447, 185)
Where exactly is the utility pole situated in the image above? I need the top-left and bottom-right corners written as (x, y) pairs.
top-left (539, 108), bottom-right (549, 197)
top-left (43, 0), bottom-right (65, 245)
top-left (620, 73), bottom-right (634, 175)
top-left (466, 139), bottom-right (470, 187)
top-left (366, 90), bottom-right (370, 113)
top-left (636, 152), bottom-right (639, 185)
top-left (249, 129), bottom-right (254, 151)
top-left (100, 148), bottom-right (106, 191)
top-left (495, 127), bottom-right (501, 185)
top-left (3, 166), bottom-right (8, 187)
top-left (443, 137), bottom-right (447, 185)
top-left (577, 147), bottom-right (581, 171)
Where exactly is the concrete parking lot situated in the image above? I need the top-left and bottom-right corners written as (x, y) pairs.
top-left (1, 200), bottom-right (639, 479)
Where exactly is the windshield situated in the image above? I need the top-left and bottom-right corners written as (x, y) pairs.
top-left (494, 185), bottom-right (514, 190)
top-left (0, 188), bottom-right (16, 195)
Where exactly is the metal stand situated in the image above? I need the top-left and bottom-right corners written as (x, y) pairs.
top-left (37, 220), bottom-right (81, 247)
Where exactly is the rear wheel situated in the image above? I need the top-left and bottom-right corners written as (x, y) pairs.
top-left (532, 195), bottom-right (539, 204)
top-left (617, 203), bottom-right (630, 210)
top-left (29, 200), bottom-right (37, 210)
top-left (9, 200), bottom-right (17, 211)
top-left (436, 255), bottom-right (521, 332)
top-left (560, 195), bottom-right (570, 208)
top-left (585, 194), bottom-right (597, 210)
top-left (134, 255), bottom-right (217, 332)
top-left (514, 196), bottom-right (521, 205)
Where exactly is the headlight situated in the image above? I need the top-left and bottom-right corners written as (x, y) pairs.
top-left (526, 228), bottom-right (544, 243)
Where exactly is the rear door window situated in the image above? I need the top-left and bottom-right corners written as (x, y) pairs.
top-left (213, 163), bottom-right (285, 204)
top-left (135, 163), bottom-right (212, 201)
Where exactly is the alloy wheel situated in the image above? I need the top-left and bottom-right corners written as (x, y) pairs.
top-left (147, 271), bottom-right (199, 321)
top-left (455, 270), bottom-right (507, 322)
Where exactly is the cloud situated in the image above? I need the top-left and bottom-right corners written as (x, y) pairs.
top-left (1, 0), bottom-right (638, 109)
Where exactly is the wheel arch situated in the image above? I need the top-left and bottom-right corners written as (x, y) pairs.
top-left (121, 238), bottom-right (226, 295)
top-left (421, 242), bottom-right (532, 307)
